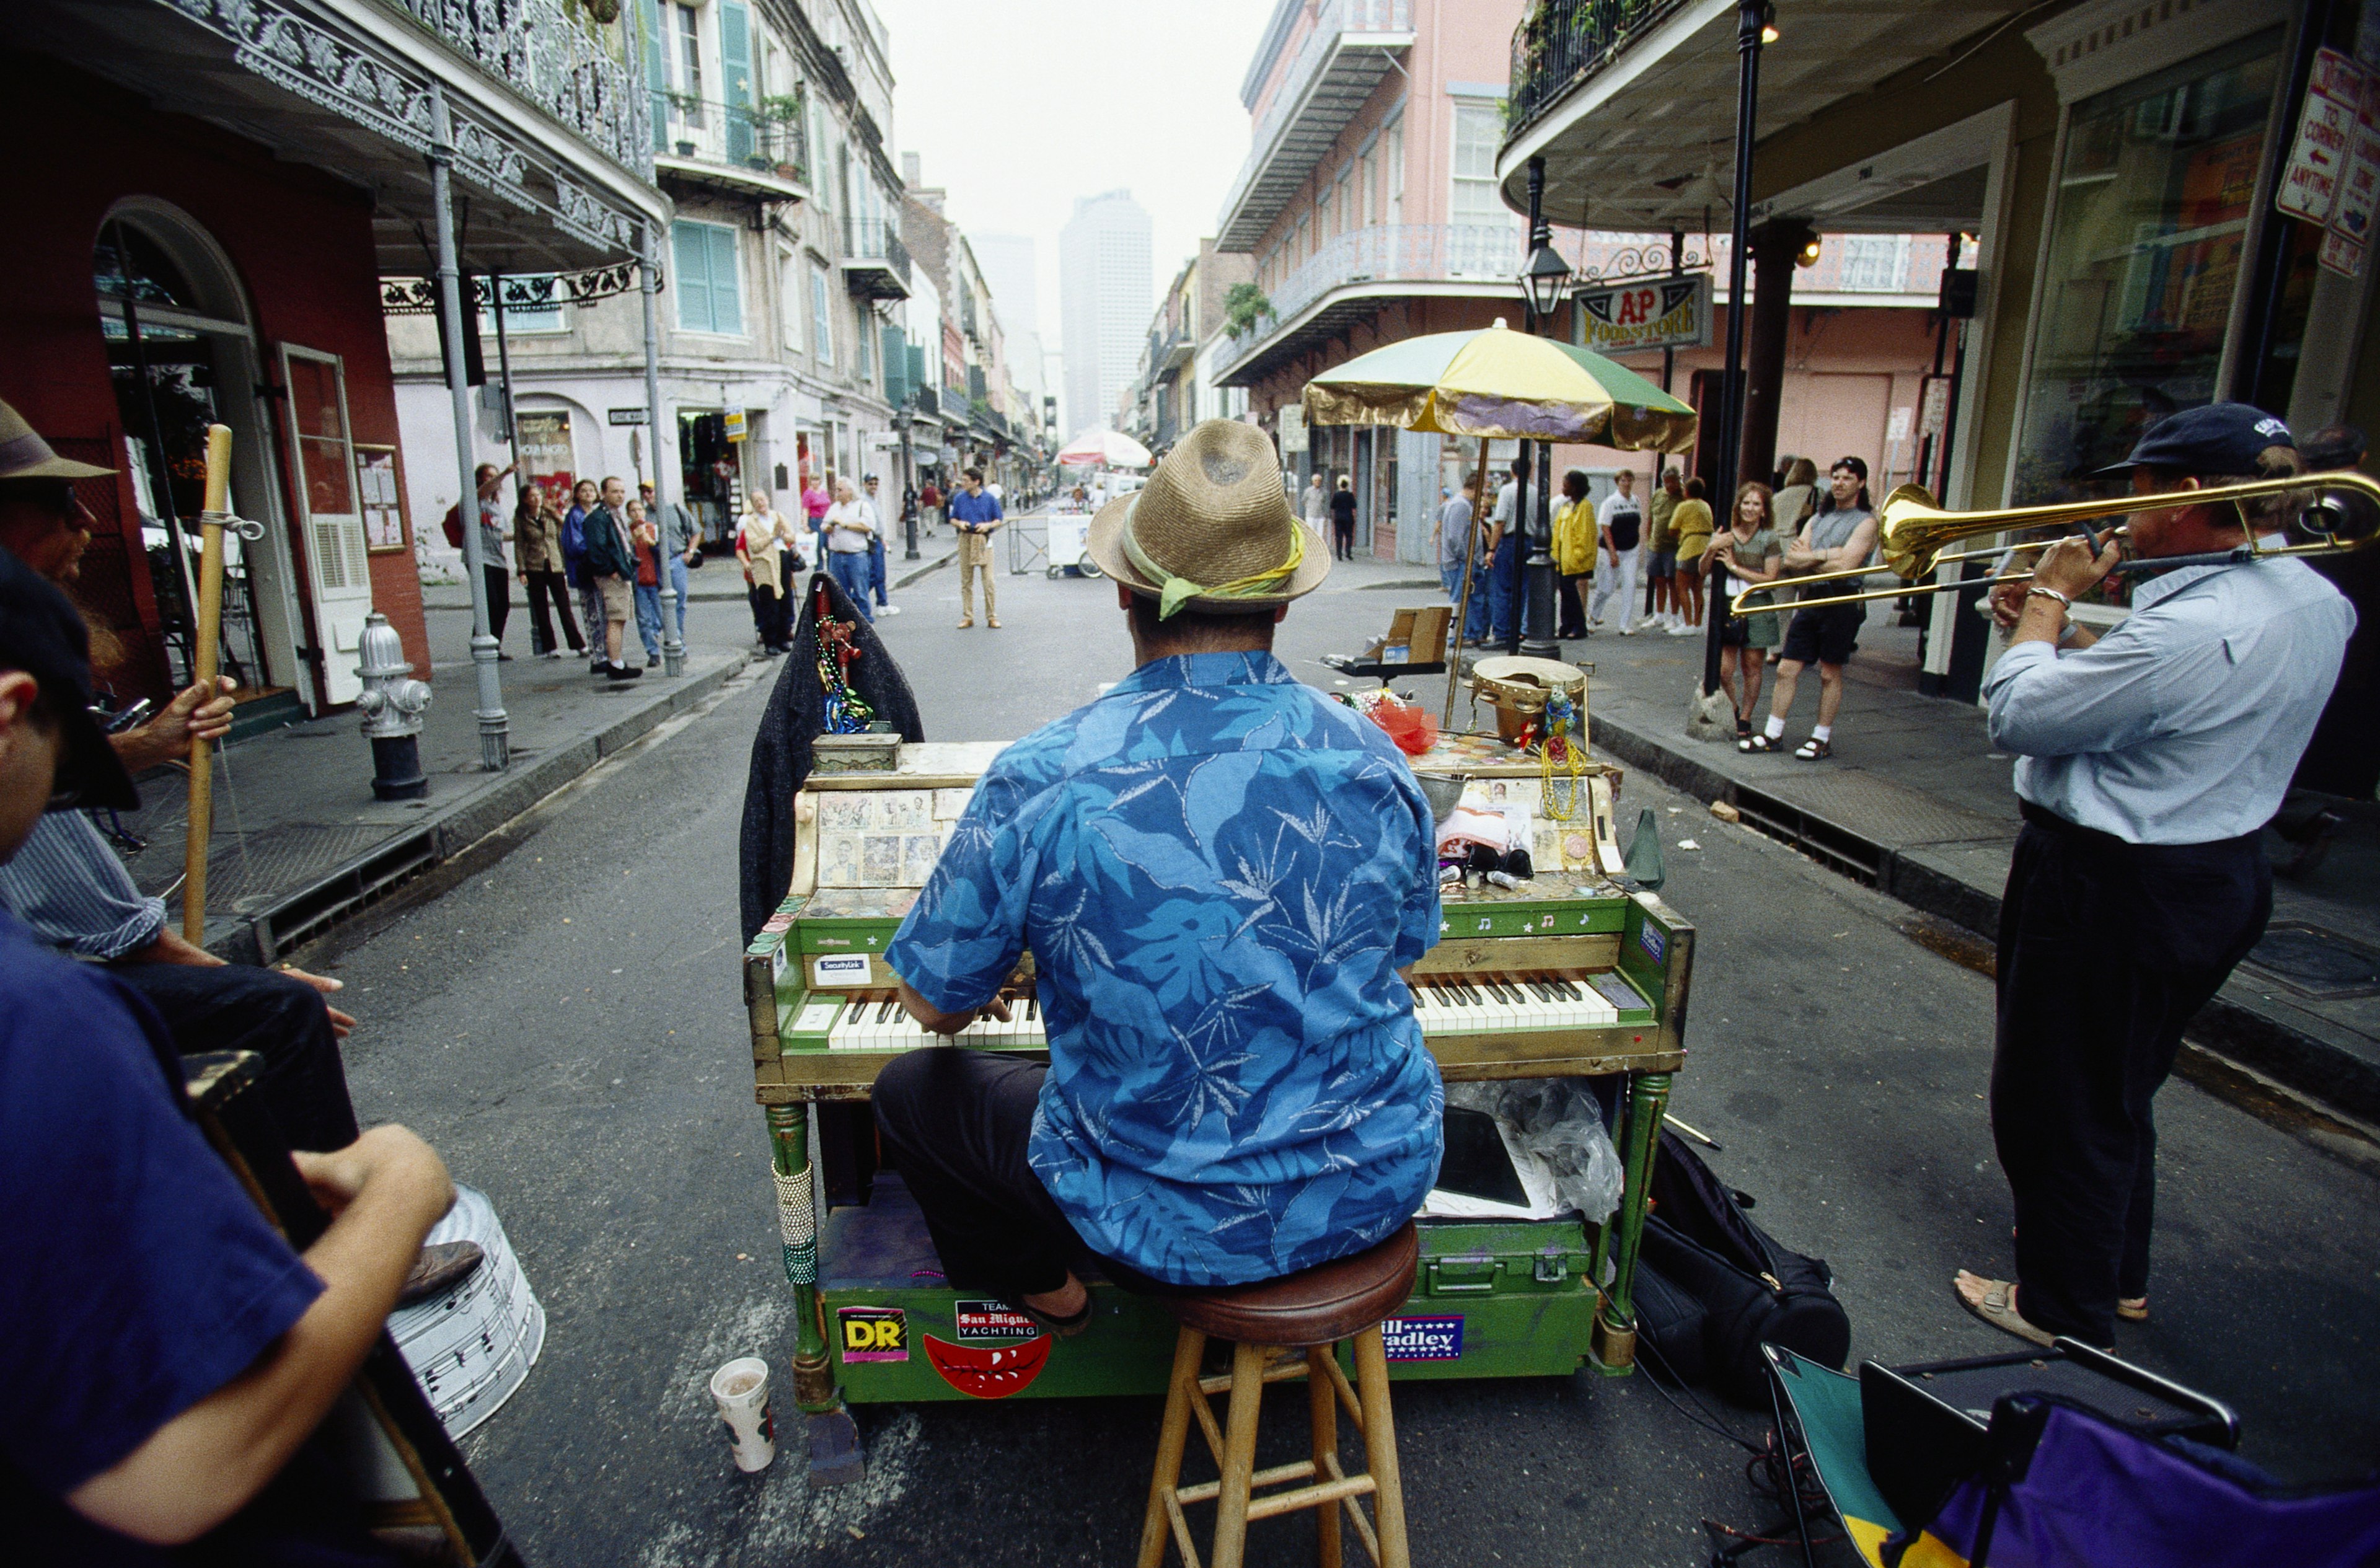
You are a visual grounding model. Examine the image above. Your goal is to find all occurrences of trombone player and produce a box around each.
[1955,404,2355,1350]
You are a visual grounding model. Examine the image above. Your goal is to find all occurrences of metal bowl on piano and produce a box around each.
[740,739,1691,1422]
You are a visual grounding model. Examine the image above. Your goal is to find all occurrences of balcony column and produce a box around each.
[1737,219,1812,499]
[428,83,509,772]
[1701,0,1770,703]
[641,219,685,677]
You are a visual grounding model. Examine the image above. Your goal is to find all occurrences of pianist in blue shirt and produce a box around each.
[1954,403,2355,1353]
[876,419,1445,1331]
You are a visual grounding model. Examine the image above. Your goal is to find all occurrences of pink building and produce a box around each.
[1214,0,1957,562]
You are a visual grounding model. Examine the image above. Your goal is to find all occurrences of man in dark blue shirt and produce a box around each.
[0,548,456,1557]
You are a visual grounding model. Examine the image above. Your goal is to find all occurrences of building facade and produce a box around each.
[390,0,908,560]
[7,0,659,723]
[1499,0,2380,710]
[1060,190,1155,437]
[1126,241,1256,456]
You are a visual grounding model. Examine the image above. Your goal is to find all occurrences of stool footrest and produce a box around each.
[1245,1474,1378,1524]
[1175,1458,1318,1505]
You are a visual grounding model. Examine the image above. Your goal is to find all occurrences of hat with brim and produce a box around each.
[1087,418,1330,617]
[0,398,114,482]
[0,550,139,812]
[2089,402,2295,479]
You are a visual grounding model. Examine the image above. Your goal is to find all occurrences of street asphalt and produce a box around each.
[304,547,2380,1566]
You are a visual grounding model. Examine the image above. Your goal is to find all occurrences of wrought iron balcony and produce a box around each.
[1216,0,1413,251]
[383,0,654,179]
[1214,222,1524,385]
[654,92,808,200]
[1506,0,1694,145]
[840,217,911,300]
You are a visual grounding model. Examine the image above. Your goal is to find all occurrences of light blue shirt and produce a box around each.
[886,651,1445,1287]
[1983,552,2354,844]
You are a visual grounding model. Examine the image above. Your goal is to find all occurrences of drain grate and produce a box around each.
[2239,922,2380,1000]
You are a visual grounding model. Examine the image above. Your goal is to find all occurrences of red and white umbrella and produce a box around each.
[1056,428,1152,469]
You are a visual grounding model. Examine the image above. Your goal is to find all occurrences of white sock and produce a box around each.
[1812,724,1833,742]
[1765,715,1786,741]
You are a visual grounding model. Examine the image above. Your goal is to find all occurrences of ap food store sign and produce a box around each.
[1575,275,1711,355]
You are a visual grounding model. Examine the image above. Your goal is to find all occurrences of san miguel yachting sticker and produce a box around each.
[927,1300,1051,1399]
[837,1306,908,1363]
[923,1334,1050,1399]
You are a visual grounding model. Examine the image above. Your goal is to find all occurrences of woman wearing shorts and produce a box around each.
[1707,483,1786,747]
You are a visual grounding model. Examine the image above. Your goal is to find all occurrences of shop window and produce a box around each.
[672,220,744,335]
[2012,30,2283,504]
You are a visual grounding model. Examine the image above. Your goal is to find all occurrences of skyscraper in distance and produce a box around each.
[1059,190,1152,434]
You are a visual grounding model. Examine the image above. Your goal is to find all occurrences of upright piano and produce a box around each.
[743,741,1690,1414]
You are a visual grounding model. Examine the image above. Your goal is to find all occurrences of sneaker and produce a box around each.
[646,653,660,667]
[1669,620,1700,636]
[880,604,900,616]
[606,661,643,681]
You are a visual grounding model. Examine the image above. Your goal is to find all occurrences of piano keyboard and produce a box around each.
[795,989,1048,1052]
[781,971,1655,1056]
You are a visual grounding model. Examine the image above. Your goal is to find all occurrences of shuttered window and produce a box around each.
[672,220,743,335]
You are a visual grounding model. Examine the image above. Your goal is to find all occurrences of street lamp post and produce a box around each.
[1517,156,1569,660]
[1702,0,1770,703]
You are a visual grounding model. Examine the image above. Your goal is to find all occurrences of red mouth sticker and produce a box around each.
[923,1332,1051,1399]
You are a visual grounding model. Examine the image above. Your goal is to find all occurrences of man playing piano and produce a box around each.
[875,418,1447,1332]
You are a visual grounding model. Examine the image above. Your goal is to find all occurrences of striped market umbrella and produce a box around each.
[1056,428,1153,468]
[1302,317,1696,449]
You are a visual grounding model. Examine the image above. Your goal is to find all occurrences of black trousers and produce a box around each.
[482,563,513,648]
[1992,806,2270,1346]
[872,1049,1095,1299]
[111,960,361,1153]
[1333,518,1355,559]
[524,568,584,653]
[1556,571,1589,638]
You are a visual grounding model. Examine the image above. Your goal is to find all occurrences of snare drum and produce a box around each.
[1471,654,1589,744]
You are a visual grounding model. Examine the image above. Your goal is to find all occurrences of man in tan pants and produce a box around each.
[949,465,1003,628]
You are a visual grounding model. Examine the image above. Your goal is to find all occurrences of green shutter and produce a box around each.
[640,0,668,152]
[708,225,743,335]
[881,325,907,403]
[720,0,755,166]
[672,222,712,332]
[906,343,927,406]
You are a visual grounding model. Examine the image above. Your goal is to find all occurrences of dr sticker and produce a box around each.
[837,1306,908,1363]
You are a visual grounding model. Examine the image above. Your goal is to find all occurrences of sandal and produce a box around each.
[2118,1296,2149,1323]
[1741,733,1784,754]
[1793,738,1833,760]
[1734,716,1752,744]
[1007,1289,1095,1339]
[1954,1270,2055,1348]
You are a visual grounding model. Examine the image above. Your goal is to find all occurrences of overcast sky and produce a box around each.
[881,0,1278,358]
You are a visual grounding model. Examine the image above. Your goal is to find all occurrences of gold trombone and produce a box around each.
[1729,473,2380,617]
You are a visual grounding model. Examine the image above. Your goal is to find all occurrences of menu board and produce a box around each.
[356,444,408,553]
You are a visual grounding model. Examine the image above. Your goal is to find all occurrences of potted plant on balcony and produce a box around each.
[759,94,807,182]
[665,90,702,156]
[1223,282,1272,341]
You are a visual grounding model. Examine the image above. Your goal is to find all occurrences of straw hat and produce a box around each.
[0,398,113,482]
[1087,418,1329,616]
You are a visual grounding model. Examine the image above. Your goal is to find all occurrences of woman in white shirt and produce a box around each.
[821,478,877,623]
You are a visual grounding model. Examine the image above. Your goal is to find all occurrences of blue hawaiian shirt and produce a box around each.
[886,651,1445,1287]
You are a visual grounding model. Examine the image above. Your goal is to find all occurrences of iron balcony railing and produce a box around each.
[386,0,654,178]
[1506,0,1694,144]
[1217,222,1525,374]
[1219,0,1412,236]
[841,218,912,286]
[657,93,807,182]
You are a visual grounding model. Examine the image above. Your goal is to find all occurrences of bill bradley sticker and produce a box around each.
[954,1300,1041,1344]
[1382,1315,1465,1362]
[837,1306,908,1363]
[1638,923,1666,964]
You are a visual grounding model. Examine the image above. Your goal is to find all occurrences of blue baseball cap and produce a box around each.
[2094,402,2294,478]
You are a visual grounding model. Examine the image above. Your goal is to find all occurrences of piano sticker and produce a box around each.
[813,953,872,987]
[1638,923,1666,964]
[1381,1315,1466,1362]
[924,1333,1051,1399]
[953,1300,1042,1344]
[837,1306,908,1363]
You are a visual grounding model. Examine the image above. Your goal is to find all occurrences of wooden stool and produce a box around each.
[1137,1223,1418,1568]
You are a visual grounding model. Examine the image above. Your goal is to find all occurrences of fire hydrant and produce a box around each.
[355,610,431,800]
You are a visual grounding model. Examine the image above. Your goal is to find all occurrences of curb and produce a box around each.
[894,549,956,589]
[205,652,752,965]
[1590,703,2380,1128]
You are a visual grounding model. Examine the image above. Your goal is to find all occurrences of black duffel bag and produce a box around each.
[1636,1132,1851,1404]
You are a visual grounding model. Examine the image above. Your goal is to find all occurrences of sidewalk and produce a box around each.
[1515,606,2380,1128]
[107,606,755,966]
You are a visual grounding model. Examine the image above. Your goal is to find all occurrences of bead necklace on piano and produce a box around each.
[1538,688,1584,824]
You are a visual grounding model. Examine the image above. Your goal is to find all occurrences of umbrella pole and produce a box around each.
[1441,441,1497,731]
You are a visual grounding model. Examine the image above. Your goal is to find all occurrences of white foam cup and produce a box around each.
[709,1356,776,1473]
